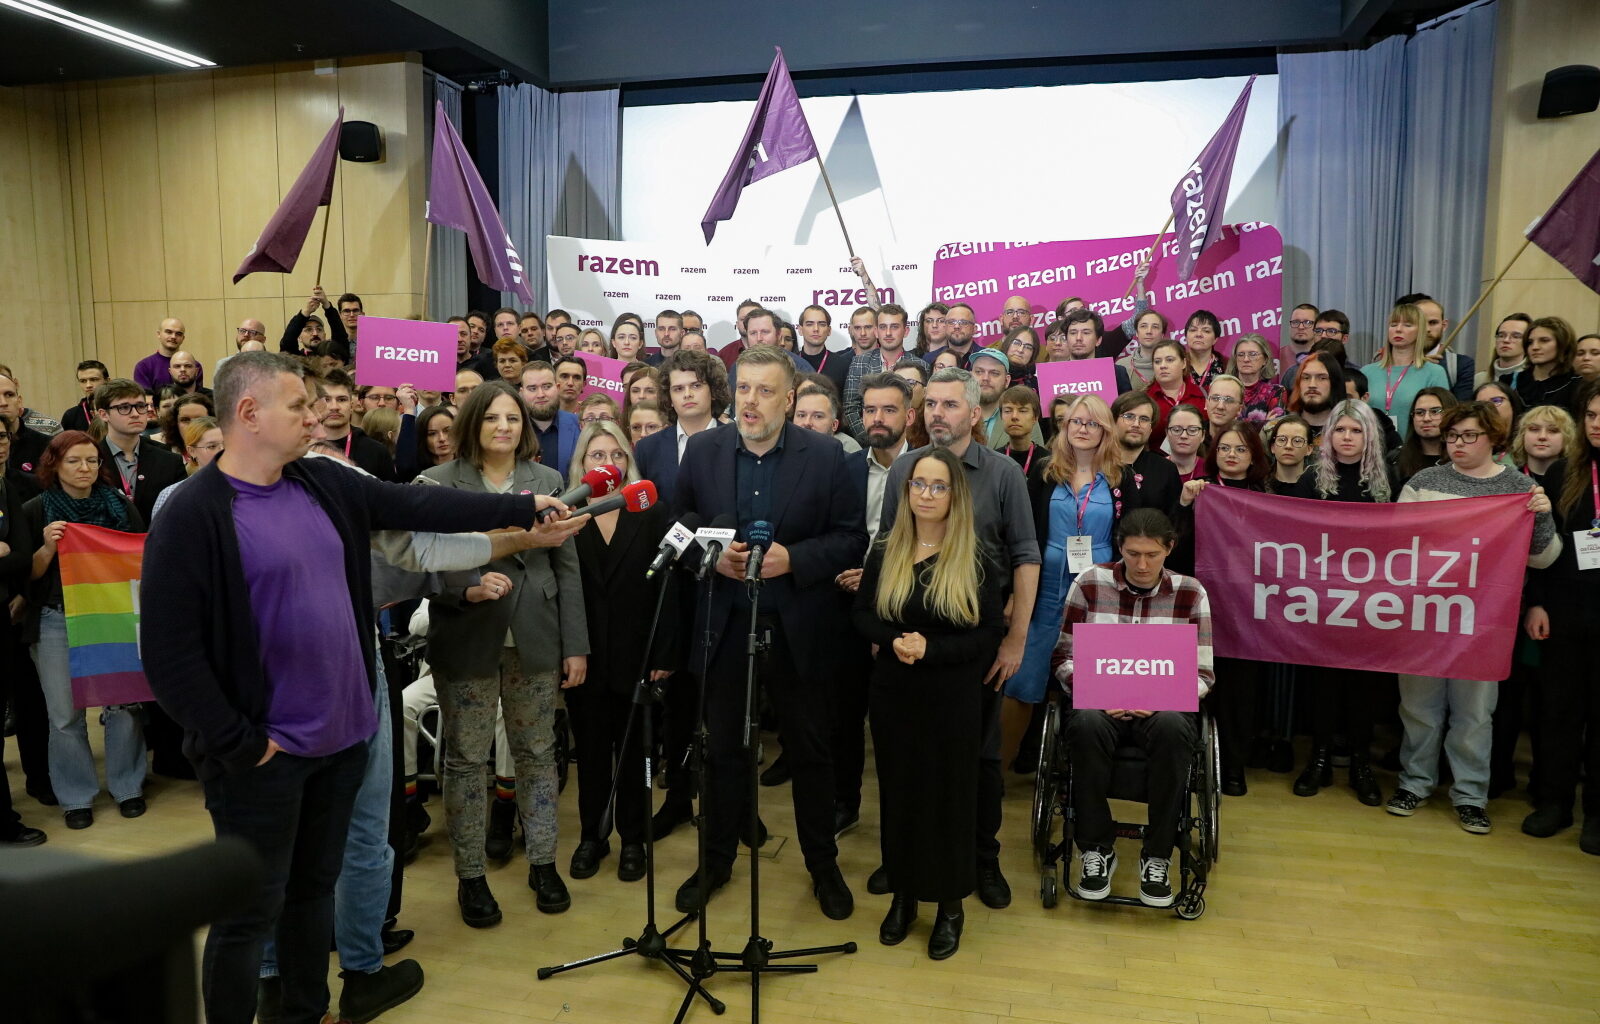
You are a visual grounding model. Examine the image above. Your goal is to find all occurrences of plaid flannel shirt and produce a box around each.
[1050,561,1215,700]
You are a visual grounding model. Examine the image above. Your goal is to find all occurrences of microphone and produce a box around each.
[646,512,703,580]
[538,464,623,520]
[743,520,775,585]
[581,480,657,518]
[695,514,738,579]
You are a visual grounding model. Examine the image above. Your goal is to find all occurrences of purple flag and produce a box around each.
[700,47,819,243]
[233,109,343,283]
[1526,146,1600,294]
[427,101,535,305]
[1169,77,1256,281]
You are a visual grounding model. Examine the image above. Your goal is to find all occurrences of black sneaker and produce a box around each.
[1455,805,1491,834]
[833,804,860,840]
[457,876,501,928]
[976,859,1011,909]
[529,862,572,913]
[1138,856,1175,908]
[675,866,731,913]
[1075,849,1115,900]
[866,864,891,895]
[1386,789,1422,817]
[338,960,425,1024]
[1521,806,1573,838]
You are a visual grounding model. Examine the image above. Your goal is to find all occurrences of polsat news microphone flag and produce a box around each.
[233,108,343,283]
[700,46,819,243]
[57,524,154,710]
[1169,76,1256,282]
[427,100,536,305]
[1526,144,1600,294]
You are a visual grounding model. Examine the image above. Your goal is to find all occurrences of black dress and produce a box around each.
[853,547,1005,902]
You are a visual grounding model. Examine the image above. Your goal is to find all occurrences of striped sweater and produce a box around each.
[1399,464,1560,569]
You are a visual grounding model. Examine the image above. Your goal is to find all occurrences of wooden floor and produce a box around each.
[8,734,1599,1024]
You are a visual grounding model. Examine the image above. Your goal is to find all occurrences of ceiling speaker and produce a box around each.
[340,121,384,162]
[1537,65,1600,119]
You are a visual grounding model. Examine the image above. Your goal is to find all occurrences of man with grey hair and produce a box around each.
[877,365,1040,910]
[141,350,585,1024]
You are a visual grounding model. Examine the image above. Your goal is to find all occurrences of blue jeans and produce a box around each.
[1397,675,1497,807]
[263,664,393,977]
[32,606,146,811]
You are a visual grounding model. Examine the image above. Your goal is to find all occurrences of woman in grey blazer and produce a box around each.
[415,382,590,927]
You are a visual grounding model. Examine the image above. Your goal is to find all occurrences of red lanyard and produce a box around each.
[1590,461,1599,530]
[342,432,354,458]
[1073,475,1099,532]
[1020,443,1036,476]
[815,351,828,372]
[1383,364,1411,411]
[116,452,137,498]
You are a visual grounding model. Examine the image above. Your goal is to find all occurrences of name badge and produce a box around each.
[1573,530,1600,572]
[1067,535,1095,575]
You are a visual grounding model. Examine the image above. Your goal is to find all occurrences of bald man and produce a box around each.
[169,351,210,397]
[134,317,190,392]
[998,295,1032,337]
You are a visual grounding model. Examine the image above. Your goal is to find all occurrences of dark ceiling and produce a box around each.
[0,0,1468,90]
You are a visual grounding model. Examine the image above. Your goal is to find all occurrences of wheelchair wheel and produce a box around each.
[1198,710,1221,867]
[1175,893,1205,920]
[1040,866,1059,909]
[1031,700,1062,869]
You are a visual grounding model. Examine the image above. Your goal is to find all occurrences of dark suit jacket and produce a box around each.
[674,423,866,679]
[634,426,682,507]
[534,410,582,477]
[98,436,186,526]
[574,501,681,696]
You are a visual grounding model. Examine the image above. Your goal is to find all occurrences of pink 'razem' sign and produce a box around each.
[1036,358,1120,406]
[356,316,457,392]
[571,352,634,404]
[1071,623,1201,713]
[930,223,1285,359]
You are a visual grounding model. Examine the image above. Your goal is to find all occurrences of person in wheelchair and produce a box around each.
[1050,508,1213,908]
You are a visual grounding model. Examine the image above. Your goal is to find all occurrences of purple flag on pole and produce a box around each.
[1526,146,1600,294]
[232,108,343,283]
[1169,76,1256,281]
[426,100,535,305]
[700,47,819,243]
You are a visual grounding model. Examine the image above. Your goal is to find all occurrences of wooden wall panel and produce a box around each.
[154,73,225,301]
[337,56,426,309]
[96,78,166,303]
[214,67,287,302]
[274,62,345,303]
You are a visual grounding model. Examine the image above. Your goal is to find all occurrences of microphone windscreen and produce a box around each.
[744,519,775,546]
[581,464,623,496]
[623,480,658,512]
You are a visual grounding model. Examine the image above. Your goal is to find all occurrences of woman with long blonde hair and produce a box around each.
[1360,303,1449,439]
[855,447,1004,960]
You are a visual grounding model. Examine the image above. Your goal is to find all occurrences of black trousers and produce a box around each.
[704,617,836,874]
[660,669,698,800]
[1310,667,1382,753]
[3,632,49,796]
[1213,657,1262,775]
[201,743,366,1024]
[567,682,647,845]
[976,684,1004,862]
[1535,630,1600,817]
[1067,710,1196,858]
[830,639,872,815]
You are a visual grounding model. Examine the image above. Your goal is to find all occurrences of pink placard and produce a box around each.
[1035,358,1120,405]
[573,352,634,404]
[356,316,457,392]
[1071,623,1200,713]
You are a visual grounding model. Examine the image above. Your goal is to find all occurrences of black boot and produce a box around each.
[878,894,917,946]
[928,899,964,960]
[485,798,516,861]
[1349,755,1383,807]
[457,876,501,928]
[1293,748,1332,797]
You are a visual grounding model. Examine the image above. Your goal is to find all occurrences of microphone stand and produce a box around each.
[536,566,725,1017]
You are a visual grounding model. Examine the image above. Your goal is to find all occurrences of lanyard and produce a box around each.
[1018,443,1036,476]
[1383,364,1411,411]
[815,351,828,373]
[1074,475,1100,532]
[1591,461,1599,531]
[342,432,354,458]
[116,452,137,499]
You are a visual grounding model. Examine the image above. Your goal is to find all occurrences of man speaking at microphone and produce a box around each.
[672,345,867,920]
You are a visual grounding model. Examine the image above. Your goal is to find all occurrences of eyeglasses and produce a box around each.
[1288,319,1315,328]
[188,442,223,452]
[107,402,145,416]
[1207,394,1240,406]
[1002,309,1030,318]
[1414,407,1445,419]
[1215,443,1250,456]
[1167,425,1202,437]
[944,319,974,329]
[1312,327,1345,337]
[585,449,630,465]
[1272,436,1308,448]
[579,413,615,424]
[235,327,265,337]
[1066,418,1104,431]
[909,479,949,497]
[1444,430,1486,444]
[1119,412,1154,426]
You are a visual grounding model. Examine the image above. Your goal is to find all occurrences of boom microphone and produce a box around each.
[581,479,657,518]
[742,520,774,585]
[695,514,737,579]
[647,512,703,580]
[538,464,622,520]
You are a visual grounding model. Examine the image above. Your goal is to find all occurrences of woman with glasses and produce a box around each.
[1474,314,1533,388]
[1264,415,1314,496]
[1388,386,1457,486]
[1361,303,1449,440]
[855,447,1004,960]
[414,382,589,925]
[1183,311,1228,392]
[1146,339,1206,450]
[18,431,146,829]
[1118,310,1169,392]
[1473,381,1525,445]
[1515,316,1582,415]
[1164,405,1208,483]
[627,399,668,444]
[999,327,1040,393]
[1390,402,1558,835]
[180,416,223,473]
[1226,334,1285,424]
[566,420,677,882]
[912,303,950,358]
[1296,402,1396,806]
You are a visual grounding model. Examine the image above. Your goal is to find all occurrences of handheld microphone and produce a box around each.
[581,479,657,518]
[695,514,738,579]
[537,464,622,521]
[647,512,703,579]
[743,520,775,585]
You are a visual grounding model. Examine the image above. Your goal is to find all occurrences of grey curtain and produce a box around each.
[424,73,467,321]
[1277,1,1496,361]
[497,83,621,311]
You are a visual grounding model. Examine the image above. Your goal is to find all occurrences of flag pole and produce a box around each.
[1436,236,1532,356]
[314,158,339,286]
[1125,212,1175,298]
[421,221,434,319]
[813,155,857,261]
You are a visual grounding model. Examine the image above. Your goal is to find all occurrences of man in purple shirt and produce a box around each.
[132,317,188,392]
[142,351,586,1024]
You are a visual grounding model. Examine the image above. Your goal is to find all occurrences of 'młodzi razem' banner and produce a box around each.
[1196,487,1535,681]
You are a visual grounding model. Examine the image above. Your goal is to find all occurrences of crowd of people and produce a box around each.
[1,276,1597,1022]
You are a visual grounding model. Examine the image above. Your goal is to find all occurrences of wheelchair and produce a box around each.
[1030,696,1219,919]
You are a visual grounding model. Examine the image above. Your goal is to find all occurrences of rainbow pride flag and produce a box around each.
[58,523,153,709]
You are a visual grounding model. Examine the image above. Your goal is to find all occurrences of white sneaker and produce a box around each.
[1138,855,1174,907]
[1075,849,1116,900]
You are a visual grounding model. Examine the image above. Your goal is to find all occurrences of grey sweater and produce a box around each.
[1399,464,1561,569]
